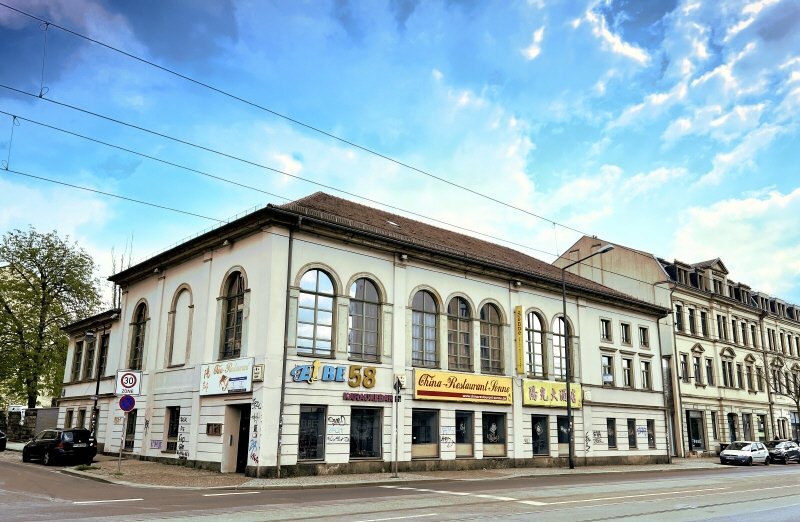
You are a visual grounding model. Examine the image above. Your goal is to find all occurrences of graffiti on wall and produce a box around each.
[177,415,190,460]
[249,398,261,465]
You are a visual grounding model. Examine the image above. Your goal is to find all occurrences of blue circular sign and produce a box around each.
[119,394,136,412]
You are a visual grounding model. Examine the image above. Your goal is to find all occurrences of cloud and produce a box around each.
[673,187,800,298]
[582,7,650,65]
[697,124,784,185]
[607,82,688,129]
[662,103,767,143]
[522,26,545,60]
[621,167,687,195]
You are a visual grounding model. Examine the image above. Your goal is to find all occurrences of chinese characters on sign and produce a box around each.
[522,379,583,408]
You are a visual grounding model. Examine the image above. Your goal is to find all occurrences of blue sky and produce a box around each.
[0,0,798,305]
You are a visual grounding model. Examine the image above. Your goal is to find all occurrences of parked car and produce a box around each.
[21,428,96,465]
[0,430,6,451]
[765,440,800,464]
[720,441,770,465]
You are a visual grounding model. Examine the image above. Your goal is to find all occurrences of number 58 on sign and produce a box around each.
[116,370,143,396]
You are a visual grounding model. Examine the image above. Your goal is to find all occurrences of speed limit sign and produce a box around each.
[116,370,143,396]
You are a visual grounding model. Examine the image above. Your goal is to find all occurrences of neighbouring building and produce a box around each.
[558,236,800,457]
[59,193,669,476]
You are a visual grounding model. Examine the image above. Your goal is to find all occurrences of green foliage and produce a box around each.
[0,227,101,407]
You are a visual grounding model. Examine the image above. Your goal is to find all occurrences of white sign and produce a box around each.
[115,370,143,396]
[200,357,254,396]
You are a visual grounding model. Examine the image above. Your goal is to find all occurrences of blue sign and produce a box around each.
[119,394,136,412]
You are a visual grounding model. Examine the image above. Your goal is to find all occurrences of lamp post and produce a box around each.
[84,329,98,435]
[561,244,614,469]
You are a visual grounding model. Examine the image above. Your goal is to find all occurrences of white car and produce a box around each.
[720,441,770,465]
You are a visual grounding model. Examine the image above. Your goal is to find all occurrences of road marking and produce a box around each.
[518,500,547,506]
[203,491,260,497]
[355,514,438,522]
[475,494,519,501]
[546,486,728,505]
[73,498,144,505]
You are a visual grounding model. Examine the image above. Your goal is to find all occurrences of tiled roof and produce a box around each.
[274,192,661,310]
[691,258,721,269]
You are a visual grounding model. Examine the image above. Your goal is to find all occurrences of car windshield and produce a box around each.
[727,442,750,450]
[766,441,786,449]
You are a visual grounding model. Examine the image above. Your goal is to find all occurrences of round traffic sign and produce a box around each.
[119,394,136,412]
[120,372,138,389]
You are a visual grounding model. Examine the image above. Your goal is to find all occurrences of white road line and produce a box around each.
[203,491,260,497]
[546,486,728,505]
[73,498,144,505]
[474,494,519,501]
[518,500,547,506]
[432,490,471,496]
[355,514,438,522]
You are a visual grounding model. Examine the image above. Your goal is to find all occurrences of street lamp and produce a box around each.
[561,244,614,469]
[84,329,98,435]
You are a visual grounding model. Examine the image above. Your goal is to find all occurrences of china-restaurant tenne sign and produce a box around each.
[522,378,582,408]
[414,369,513,405]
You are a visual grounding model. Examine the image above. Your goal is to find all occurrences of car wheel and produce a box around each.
[747,457,753,466]
[43,451,54,466]
[22,450,30,463]
[764,456,770,466]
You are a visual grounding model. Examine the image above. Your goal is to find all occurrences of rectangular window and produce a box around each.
[639,327,649,348]
[166,406,180,452]
[680,354,689,383]
[620,323,631,345]
[751,325,758,348]
[607,418,617,449]
[693,356,702,383]
[641,360,652,390]
[71,341,84,382]
[742,323,749,346]
[711,413,718,440]
[746,365,754,390]
[455,410,474,458]
[780,332,786,353]
[83,340,95,381]
[757,369,765,392]
[627,418,637,449]
[531,415,549,455]
[298,405,326,461]
[350,408,382,459]
[701,311,708,336]
[647,419,656,448]
[600,319,611,341]
[705,358,715,386]
[77,409,86,429]
[601,355,614,386]
[622,358,633,388]
[717,315,727,340]
[124,409,137,451]
[722,361,734,387]
[688,309,696,334]
[732,320,739,344]
[98,334,110,377]
[482,412,507,457]
[736,363,744,389]
[64,409,74,428]
[675,305,684,332]
[412,409,439,458]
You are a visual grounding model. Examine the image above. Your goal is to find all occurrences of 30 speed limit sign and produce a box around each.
[116,370,143,396]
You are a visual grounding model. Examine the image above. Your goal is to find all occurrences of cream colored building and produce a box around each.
[58,193,669,476]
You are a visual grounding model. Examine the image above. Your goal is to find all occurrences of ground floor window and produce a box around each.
[350,408,382,459]
[757,414,767,441]
[557,416,570,456]
[482,412,507,457]
[607,418,617,448]
[77,409,86,429]
[627,418,637,449]
[742,413,754,441]
[778,418,789,439]
[124,409,137,451]
[687,410,705,450]
[647,419,656,448]
[727,413,738,442]
[166,406,180,453]
[455,410,474,458]
[64,409,73,429]
[532,415,549,455]
[412,409,439,458]
[711,413,718,440]
[298,405,326,461]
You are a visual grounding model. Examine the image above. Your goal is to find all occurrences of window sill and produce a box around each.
[348,357,381,364]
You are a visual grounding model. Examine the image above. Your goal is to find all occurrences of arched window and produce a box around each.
[480,303,503,373]
[447,297,472,371]
[221,272,245,359]
[525,311,545,377]
[129,303,147,370]
[349,278,380,361]
[412,290,437,367]
[169,288,192,366]
[298,269,335,357]
[553,316,569,380]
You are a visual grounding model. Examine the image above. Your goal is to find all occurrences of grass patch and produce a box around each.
[74,464,100,471]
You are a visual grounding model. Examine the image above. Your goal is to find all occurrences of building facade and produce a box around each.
[59,193,669,476]
[559,236,800,458]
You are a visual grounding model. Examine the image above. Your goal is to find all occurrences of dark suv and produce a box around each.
[22,428,97,465]
[766,440,800,464]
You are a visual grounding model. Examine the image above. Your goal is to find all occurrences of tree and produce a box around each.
[763,356,800,440]
[0,228,100,408]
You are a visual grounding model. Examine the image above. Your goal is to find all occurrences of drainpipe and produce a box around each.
[655,281,684,458]
[275,217,300,479]
[758,311,776,439]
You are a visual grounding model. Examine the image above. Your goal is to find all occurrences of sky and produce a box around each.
[0,0,798,306]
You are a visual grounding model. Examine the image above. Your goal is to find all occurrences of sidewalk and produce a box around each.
[3,441,726,490]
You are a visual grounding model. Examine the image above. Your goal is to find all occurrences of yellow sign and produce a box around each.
[414,370,513,405]
[522,379,582,408]
[514,306,524,374]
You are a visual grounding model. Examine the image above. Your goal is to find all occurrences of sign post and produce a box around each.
[118,395,136,473]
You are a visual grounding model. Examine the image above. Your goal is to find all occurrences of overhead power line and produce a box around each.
[0,0,590,238]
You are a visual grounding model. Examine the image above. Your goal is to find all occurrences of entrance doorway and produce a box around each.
[236,404,251,473]
[686,410,705,451]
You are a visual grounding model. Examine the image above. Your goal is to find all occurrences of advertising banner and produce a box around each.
[200,357,254,396]
[514,306,524,374]
[414,369,513,405]
[522,378,582,408]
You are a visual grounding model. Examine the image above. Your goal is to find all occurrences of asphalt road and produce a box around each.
[2,454,800,521]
